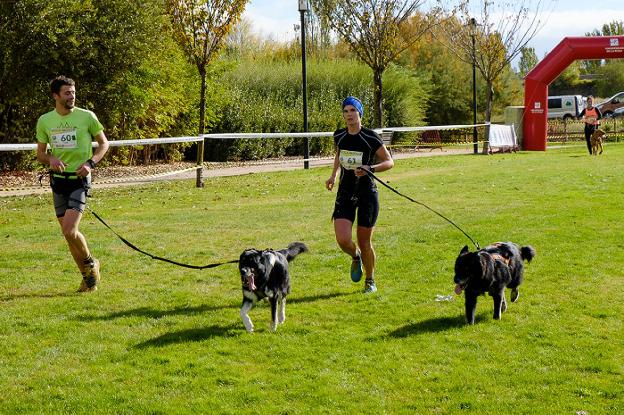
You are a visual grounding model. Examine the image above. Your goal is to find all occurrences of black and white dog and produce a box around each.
[454,242,536,324]
[238,242,308,332]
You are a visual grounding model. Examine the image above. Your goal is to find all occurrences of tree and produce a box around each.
[166,0,248,186]
[587,20,624,37]
[440,0,553,152]
[548,61,593,96]
[0,0,197,169]
[311,0,437,128]
[518,46,538,77]
[403,24,472,125]
[595,61,624,98]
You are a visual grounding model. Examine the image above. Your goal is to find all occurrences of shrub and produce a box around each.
[207,58,430,161]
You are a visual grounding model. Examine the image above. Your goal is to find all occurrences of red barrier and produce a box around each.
[523,36,624,151]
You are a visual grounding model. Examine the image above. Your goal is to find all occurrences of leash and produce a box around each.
[42,173,238,269]
[361,168,481,250]
[90,209,240,269]
[45,171,239,269]
[86,207,239,269]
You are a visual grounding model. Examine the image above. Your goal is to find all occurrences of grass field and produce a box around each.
[1,144,623,414]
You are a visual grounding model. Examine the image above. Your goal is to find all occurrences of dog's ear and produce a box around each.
[459,245,469,255]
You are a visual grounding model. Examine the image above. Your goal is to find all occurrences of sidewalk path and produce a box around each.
[1,147,472,197]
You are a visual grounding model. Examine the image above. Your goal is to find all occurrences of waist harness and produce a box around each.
[49,171,90,196]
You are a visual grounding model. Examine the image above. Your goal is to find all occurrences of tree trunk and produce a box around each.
[373,69,384,128]
[196,69,206,188]
[482,80,494,154]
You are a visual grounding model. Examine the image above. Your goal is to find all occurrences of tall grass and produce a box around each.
[208,58,429,161]
[1,145,622,414]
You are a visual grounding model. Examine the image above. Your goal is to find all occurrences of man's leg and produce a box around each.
[57,209,90,273]
[58,209,100,291]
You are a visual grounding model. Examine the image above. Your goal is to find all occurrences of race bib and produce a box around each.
[339,150,364,170]
[50,128,78,149]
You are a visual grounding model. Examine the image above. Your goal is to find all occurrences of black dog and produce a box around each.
[238,242,308,332]
[454,242,535,324]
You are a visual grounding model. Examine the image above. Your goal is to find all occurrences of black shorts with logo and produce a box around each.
[332,189,379,228]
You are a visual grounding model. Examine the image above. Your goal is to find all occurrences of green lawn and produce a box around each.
[1,145,622,414]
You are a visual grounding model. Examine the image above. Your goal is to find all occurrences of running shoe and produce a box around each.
[78,258,100,292]
[364,279,377,294]
[350,251,363,282]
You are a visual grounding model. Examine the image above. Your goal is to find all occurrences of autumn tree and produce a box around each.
[311,0,438,127]
[440,0,553,152]
[166,0,248,186]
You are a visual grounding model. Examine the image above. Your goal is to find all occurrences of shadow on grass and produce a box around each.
[78,291,352,321]
[79,303,239,321]
[0,290,79,302]
[386,314,488,337]
[134,323,240,349]
[288,291,355,304]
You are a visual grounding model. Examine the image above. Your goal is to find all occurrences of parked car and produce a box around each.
[612,106,624,118]
[547,95,584,120]
[596,92,624,118]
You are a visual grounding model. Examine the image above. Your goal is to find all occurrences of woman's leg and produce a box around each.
[584,126,593,155]
[356,225,375,280]
[334,218,358,257]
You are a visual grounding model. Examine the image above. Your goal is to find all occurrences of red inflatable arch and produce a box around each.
[523,36,624,151]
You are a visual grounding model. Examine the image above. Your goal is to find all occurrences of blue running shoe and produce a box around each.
[364,279,377,294]
[350,251,363,282]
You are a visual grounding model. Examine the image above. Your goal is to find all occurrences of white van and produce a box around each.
[547,95,585,119]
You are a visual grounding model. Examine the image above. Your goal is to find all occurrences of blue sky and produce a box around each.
[243,0,624,65]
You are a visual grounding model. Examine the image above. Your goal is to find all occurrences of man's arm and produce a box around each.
[76,131,109,177]
[37,142,65,172]
[91,131,109,164]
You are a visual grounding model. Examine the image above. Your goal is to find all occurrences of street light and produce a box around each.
[469,17,478,154]
[298,0,310,169]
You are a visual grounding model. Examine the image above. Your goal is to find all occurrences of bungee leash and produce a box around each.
[45,170,236,269]
[86,207,239,269]
[361,168,481,250]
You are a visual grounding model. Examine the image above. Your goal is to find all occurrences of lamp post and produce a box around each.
[469,17,478,154]
[299,0,310,169]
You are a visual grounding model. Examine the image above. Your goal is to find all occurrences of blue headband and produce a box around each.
[342,96,364,118]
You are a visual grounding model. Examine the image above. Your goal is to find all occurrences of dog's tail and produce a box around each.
[520,245,536,263]
[281,242,309,262]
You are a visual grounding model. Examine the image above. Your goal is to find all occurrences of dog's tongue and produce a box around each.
[454,284,463,295]
[247,275,256,291]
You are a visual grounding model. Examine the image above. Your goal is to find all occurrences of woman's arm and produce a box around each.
[325,147,341,191]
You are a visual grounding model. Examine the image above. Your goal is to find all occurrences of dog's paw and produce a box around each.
[241,316,254,333]
[269,322,278,332]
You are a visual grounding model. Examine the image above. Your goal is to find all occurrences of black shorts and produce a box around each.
[50,173,91,217]
[332,190,379,228]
